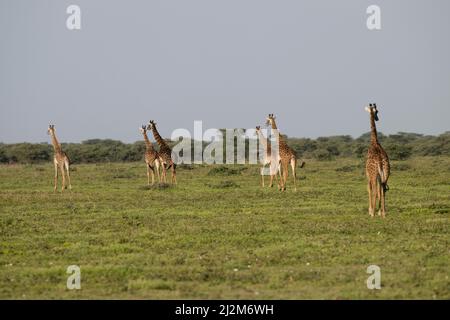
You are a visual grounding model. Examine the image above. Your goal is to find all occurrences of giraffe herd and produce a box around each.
[47,104,391,218]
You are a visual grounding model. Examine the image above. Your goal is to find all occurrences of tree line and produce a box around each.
[0,132,449,164]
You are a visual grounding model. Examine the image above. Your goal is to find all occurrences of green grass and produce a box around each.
[0,157,449,299]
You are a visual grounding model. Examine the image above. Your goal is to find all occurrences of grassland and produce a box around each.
[0,157,449,299]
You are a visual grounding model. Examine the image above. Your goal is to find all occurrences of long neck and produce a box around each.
[370,114,378,143]
[270,120,283,144]
[50,133,62,153]
[257,130,268,148]
[257,130,270,154]
[151,124,168,148]
[142,132,154,151]
[270,120,278,130]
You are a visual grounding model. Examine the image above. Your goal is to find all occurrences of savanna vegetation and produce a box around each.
[0,156,449,299]
[1,131,449,164]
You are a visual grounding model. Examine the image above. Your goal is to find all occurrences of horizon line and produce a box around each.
[2,130,449,145]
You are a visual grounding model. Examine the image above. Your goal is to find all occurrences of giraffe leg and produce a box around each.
[376,177,382,216]
[59,165,66,192]
[370,180,377,217]
[268,167,273,188]
[149,164,156,185]
[270,173,276,188]
[261,166,265,187]
[65,159,72,190]
[53,161,58,192]
[165,164,169,184]
[269,173,276,188]
[162,164,167,183]
[268,161,277,188]
[278,162,284,191]
[171,163,177,185]
[380,185,386,218]
[377,187,382,216]
[290,158,297,191]
[155,159,161,183]
[277,161,282,189]
[281,160,289,191]
[367,181,373,217]
[276,164,282,191]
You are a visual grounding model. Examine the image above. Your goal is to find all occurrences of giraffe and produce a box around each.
[148,120,177,184]
[140,125,161,185]
[255,126,281,188]
[266,114,305,191]
[365,103,390,218]
[47,124,71,192]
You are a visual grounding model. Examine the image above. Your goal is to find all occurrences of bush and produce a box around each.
[208,166,246,176]
[3,143,51,164]
[313,149,334,161]
[0,146,9,163]
[385,144,413,160]
[0,131,448,164]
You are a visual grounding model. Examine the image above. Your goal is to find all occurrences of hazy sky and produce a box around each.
[1,0,449,143]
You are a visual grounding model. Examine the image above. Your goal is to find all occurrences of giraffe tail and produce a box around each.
[377,166,389,192]
[293,155,305,169]
[294,157,306,169]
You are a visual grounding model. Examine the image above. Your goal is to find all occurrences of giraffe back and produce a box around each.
[278,138,296,161]
[366,142,390,183]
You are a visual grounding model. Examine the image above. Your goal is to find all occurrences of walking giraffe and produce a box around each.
[266,114,305,191]
[148,120,177,184]
[365,103,390,217]
[47,124,71,192]
[140,125,161,185]
[255,126,281,188]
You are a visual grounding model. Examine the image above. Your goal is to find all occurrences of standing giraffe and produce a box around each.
[365,103,390,217]
[255,126,281,187]
[266,114,305,191]
[148,120,177,184]
[140,125,161,185]
[47,124,71,192]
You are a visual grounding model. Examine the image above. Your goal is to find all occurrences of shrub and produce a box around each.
[0,147,9,163]
[4,143,52,164]
[385,144,413,161]
[207,166,246,176]
[1,131,448,164]
[313,149,334,161]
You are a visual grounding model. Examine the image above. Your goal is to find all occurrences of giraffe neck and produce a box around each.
[370,114,379,144]
[270,120,278,130]
[151,124,168,148]
[50,133,62,154]
[142,132,155,151]
[257,130,271,154]
[270,120,283,145]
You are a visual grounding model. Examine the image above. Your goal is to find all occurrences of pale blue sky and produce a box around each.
[1,0,449,143]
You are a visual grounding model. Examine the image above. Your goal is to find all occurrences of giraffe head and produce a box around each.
[139,125,148,134]
[265,114,276,127]
[255,125,261,133]
[47,124,55,135]
[365,103,379,121]
[148,120,156,130]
